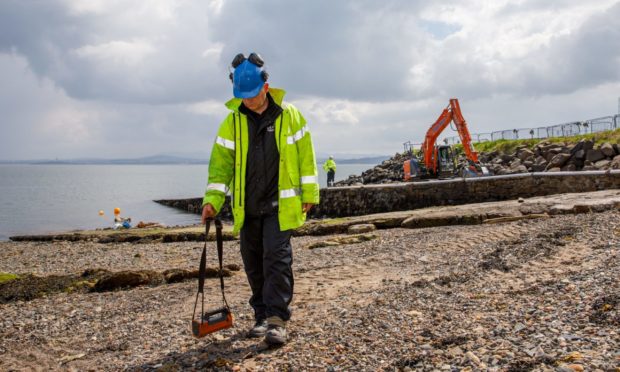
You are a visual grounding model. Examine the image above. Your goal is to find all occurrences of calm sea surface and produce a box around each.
[0,164,373,240]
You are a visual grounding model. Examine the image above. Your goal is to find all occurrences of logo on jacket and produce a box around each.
[267,124,275,132]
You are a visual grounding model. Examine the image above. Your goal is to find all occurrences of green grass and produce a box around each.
[0,273,19,284]
[472,128,620,154]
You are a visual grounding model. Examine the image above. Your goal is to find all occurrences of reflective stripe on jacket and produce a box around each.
[203,87,320,232]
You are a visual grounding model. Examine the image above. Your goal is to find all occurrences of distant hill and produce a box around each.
[316,156,390,165]
[2,154,390,166]
[0,155,209,165]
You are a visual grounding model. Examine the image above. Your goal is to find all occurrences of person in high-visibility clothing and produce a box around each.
[323,155,337,187]
[201,52,319,346]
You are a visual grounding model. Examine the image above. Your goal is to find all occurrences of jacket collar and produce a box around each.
[225,87,286,112]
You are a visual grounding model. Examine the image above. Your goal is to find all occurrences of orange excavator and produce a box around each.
[403,98,489,180]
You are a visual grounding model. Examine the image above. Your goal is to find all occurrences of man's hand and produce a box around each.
[201,203,216,224]
[302,203,315,213]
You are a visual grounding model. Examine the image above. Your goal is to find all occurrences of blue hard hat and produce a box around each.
[233,60,265,98]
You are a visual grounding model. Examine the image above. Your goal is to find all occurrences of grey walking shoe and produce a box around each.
[265,324,287,345]
[248,319,268,338]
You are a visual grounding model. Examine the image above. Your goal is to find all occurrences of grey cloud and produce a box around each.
[421,2,620,101]
[194,0,429,101]
[0,1,229,104]
[498,0,589,16]
[0,53,67,160]
[0,1,81,65]
[0,53,223,160]
[519,2,620,95]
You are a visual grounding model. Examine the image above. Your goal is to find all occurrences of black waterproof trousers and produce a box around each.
[240,213,293,321]
[327,170,335,187]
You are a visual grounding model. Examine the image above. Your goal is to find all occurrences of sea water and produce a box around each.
[0,164,372,240]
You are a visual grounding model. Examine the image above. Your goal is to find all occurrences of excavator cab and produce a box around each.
[435,145,456,178]
[403,145,456,180]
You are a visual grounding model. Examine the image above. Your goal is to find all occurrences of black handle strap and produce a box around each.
[197,219,211,293]
[192,218,229,323]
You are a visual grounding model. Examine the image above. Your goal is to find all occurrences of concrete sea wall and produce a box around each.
[155,170,620,218]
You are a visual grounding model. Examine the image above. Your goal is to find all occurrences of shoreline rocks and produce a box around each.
[335,139,620,186]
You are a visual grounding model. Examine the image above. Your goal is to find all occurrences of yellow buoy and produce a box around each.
[98,210,105,216]
[114,207,121,215]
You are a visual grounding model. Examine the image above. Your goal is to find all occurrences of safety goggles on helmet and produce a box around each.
[229,52,269,99]
[231,52,264,68]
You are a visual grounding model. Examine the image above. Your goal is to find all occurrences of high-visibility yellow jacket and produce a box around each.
[203,88,320,232]
[323,159,336,172]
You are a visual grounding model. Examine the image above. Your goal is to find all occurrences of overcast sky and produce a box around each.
[1,0,619,160]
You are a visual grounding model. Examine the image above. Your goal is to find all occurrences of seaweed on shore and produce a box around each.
[0,266,241,304]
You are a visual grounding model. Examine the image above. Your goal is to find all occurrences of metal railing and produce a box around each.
[402,141,422,154]
[435,114,620,145]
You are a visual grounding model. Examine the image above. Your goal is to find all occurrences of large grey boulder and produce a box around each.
[479,151,499,163]
[548,146,563,155]
[600,142,616,157]
[500,154,514,163]
[534,155,547,165]
[570,140,585,156]
[594,160,611,169]
[546,153,571,170]
[583,140,594,152]
[517,148,535,161]
[539,143,556,153]
[586,149,605,163]
[572,158,585,170]
[574,149,586,160]
[561,164,577,171]
[506,165,527,174]
[545,147,565,161]
[509,158,522,169]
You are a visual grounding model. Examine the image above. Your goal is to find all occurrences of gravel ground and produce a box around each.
[0,211,619,371]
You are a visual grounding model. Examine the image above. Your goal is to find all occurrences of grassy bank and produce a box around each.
[470,128,620,154]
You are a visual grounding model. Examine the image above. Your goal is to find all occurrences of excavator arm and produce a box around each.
[449,98,479,164]
[422,105,453,173]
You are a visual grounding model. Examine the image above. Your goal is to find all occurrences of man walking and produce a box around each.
[201,53,319,346]
[323,155,337,187]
